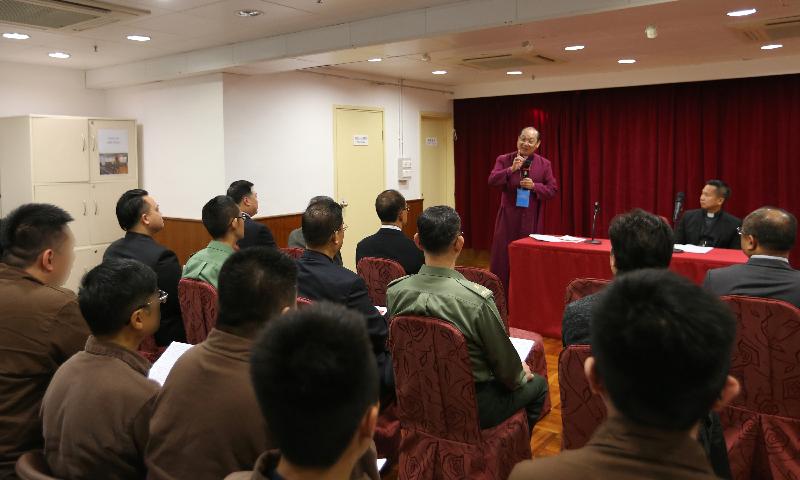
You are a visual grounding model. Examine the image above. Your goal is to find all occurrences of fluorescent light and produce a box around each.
[618,59,636,64]
[367,57,382,62]
[236,9,263,16]
[432,70,447,75]
[48,52,70,59]
[506,70,523,75]
[564,45,585,51]
[126,35,151,42]
[2,32,30,40]
[727,8,757,17]
[760,44,783,50]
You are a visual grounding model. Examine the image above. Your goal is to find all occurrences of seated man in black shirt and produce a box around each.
[674,179,741,249]
[356,190,424,275]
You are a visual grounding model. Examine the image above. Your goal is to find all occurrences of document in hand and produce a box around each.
[509,337,535,362]
[148,341,193,385]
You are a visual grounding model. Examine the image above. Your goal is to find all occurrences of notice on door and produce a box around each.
[425,137,438,147]
[353,134,369,146]
[98,128,130,175]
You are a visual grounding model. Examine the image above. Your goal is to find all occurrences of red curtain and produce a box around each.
[454,74,800,266]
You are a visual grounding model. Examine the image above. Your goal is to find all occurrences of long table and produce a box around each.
[507,238,748,339]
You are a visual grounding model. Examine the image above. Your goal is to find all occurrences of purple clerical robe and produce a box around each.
[488,151,558,290]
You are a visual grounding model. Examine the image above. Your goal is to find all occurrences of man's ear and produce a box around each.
[454,234,465,252]
[359,403,379,440]
[40,249,56,273]
[413,233,422,250]
[129,308,145,332]
[711,375,741,412]
[584,356,606,397]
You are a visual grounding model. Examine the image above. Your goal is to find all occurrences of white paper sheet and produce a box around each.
[377,459,387,471]
[509,337,535,362]
[375,306,387,315]
[530,234,585,243]
[147,341,193,386]
[674,244,713,254]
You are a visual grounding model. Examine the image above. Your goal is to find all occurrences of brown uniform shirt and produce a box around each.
[509,415,719,480]
[146,328,270,480]
[225,446,380,480]
[0,264,89,477]
[41,336,159,479]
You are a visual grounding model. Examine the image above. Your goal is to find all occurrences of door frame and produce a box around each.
[332,105,386,203]
[419,111,455,207]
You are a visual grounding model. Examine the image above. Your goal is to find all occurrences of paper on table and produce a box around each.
[148,341,193,386]
[377,459,387,471]
[530,234,585,243]
[674,244,713,254]
[509,337,535,362]
[375,306,387,315]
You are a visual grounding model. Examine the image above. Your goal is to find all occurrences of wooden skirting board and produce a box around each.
[154,199,423,265]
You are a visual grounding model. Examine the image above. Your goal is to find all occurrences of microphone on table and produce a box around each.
[672,191,685,224]
[583,201,602,245]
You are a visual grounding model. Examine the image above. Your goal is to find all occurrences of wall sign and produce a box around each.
[98,128,130,175]
[425,137,438,147]
[353,135,369,146]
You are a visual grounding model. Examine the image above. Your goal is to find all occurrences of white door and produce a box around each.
[89,119,138,183]
[90,181,137,244]
[34,183,92,247]
[334,107,385,271]
[420,116,455,207]
[31,117,89,183]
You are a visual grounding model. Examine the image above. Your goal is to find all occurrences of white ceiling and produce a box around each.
[1,0,798,87]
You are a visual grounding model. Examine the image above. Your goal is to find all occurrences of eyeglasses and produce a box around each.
[403,206,410,212]
[136,290,168,310]
[518,137,538,145]
[336,223,349,233]
[737,226,746,236]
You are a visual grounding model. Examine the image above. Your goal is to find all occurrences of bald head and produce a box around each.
[742,207,797,255]
[520,127,540,141]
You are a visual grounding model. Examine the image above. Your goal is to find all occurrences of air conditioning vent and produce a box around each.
[0,0,149,31]
[459,53,557,70]
[730,14,800,42]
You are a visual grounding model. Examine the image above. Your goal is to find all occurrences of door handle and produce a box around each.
[91,136,97,152]
[82,135,86,152]
[82,201,87,216]
[340,200,348,207]
[94,201,98,215]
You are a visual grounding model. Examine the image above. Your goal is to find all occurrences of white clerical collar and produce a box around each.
[751,255,790,263]
[380,225,402,231]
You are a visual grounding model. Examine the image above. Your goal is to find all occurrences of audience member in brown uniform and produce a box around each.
[41,259,162,479]
[510,270,741,480]
[146,247,297,480]
[227,303,381,480]
[0,204,89,478]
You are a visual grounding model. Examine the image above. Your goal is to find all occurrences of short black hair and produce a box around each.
[201,195,240,239]
[0,203,73,268]
[216,247,297,329]
[608,209,673,274]
[375,190,406,223]
[417,205,461,255]
[308,195,334,206]
[79,259,157,336]
[301,199,343,248]
[591,269,735,431]
[116,189,149,231]
[227,180,254,205]
[706,179,730,200]
[251,303,378,467]
[742,207,797,252]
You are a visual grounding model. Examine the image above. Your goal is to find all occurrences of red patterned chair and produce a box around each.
[389,315,531,479]
[280,247,304,259]
[558,344,607,450]
[178,278,219,345]
[356,257,406,307]
[564,278,611,306]
[137,335,166,363]
[719,295,800,480]
[296,296,313,308]
[455,266,550,418]
[15,450,58,480]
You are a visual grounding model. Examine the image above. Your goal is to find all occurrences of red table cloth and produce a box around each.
[508,238,748,339]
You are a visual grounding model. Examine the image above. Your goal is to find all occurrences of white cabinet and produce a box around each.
[0,115,139,287]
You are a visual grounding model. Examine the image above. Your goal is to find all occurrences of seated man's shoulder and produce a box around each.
[387,274,414,289]
[454,277,494,303]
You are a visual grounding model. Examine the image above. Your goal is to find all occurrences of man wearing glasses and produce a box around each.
[488,127,558,290]
[182,196,246,289]
[296,198,394,400]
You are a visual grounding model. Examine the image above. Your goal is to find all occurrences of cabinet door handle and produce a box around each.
[82,201,87,216]
[82,135,86,152]
[91,136,97,152]
[94,201,98,215]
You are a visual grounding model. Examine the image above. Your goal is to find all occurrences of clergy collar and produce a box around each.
[380,225,402,231]
[703,209,723,219]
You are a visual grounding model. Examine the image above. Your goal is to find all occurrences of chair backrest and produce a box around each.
[296,296,313,308]
[455,266,508,332]
[178,278,219,344]
[280,247,304,259]
[389,315,482,444]
[356,257,406,307]
[564,278,611,306]
[558,344,607,450]
[15,451,59,480]
[721,295,800,418]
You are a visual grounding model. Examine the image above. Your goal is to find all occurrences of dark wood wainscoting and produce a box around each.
[154,198,423,265]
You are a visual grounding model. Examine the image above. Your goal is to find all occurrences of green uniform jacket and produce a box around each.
[181,240,235,289]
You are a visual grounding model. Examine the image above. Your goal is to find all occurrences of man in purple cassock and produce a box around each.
[488,127,558,290]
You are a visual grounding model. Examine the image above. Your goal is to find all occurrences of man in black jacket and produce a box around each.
[674,179,741,249]
[227,180,277,250]
[295,199,393,399]
[104,189,185,345]
[356,190,424,275]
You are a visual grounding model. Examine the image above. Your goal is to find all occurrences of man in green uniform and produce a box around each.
[182,195,245,289]
[387,205,547,430]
